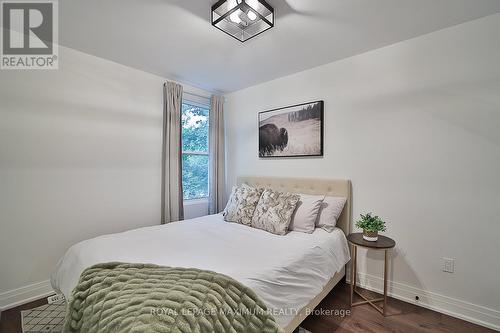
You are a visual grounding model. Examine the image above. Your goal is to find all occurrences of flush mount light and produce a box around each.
[211,0,274,42]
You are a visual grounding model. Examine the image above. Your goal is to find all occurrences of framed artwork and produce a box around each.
[258,100,324,158]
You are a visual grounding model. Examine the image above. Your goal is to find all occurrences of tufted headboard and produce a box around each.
[237,176,352,235]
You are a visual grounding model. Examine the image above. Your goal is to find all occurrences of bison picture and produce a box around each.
[259,124,288,157]
[258,101,324,157]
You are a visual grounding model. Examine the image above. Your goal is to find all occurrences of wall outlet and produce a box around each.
[47,294,65,304]
[442,257,455,273]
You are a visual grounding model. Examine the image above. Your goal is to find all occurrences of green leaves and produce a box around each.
[355,212,387,232]
[181,103,210,200]
[182,154,209,200]
[181,103,209,152]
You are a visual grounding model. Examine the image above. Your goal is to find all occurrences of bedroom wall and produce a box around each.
[225,13,500,330]
[0,46,210,309]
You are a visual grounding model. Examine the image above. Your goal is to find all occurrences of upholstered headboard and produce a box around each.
[237,176,352,235]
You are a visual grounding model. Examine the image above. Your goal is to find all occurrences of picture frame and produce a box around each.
[258,100,324,158]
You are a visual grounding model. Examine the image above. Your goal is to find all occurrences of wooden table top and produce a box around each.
[347,233,395,249]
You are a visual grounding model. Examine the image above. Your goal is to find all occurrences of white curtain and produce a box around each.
[209,95,226,214]
[161,81,184,223]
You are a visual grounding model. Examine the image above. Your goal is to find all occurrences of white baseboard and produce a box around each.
[0,280,54,312]
[346,270,500,331]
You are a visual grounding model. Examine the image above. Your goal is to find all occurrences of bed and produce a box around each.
[51,176,352,332]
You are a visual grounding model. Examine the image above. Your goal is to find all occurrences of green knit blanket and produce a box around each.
[64,262,280,333]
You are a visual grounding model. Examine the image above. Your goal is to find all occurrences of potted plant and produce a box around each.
[355,213,387,241]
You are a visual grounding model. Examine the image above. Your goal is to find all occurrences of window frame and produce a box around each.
[181,98,210,201]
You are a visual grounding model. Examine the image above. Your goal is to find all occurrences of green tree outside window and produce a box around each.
[182,102,209,200]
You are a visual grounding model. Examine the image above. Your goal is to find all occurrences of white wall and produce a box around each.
[184,199,209,220]
[0,46,209,309]
[225,14,500,330]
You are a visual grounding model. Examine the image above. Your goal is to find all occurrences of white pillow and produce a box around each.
[315,196,347,232]
[289,194,325,233]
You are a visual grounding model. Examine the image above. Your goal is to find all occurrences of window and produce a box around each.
[181,101,210,200]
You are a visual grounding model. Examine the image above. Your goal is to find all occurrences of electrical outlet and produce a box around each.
[47,294,65,304]
[442,258,455,273]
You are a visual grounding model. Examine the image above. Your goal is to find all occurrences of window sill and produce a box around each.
[184,198,209,206]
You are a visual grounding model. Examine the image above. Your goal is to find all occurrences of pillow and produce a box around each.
[251,189,300,235]
[223,184,263,226]
[315,196,347,232]
[289,194,325,233]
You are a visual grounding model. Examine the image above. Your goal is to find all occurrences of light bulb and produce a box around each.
[230,11,241,24]
[247,10,257,21]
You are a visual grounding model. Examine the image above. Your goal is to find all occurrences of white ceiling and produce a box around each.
[59,0,500,93]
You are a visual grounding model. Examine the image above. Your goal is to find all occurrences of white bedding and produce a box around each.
[51,213,350,328]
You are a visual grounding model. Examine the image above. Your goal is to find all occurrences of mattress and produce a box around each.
[51,213,350,328]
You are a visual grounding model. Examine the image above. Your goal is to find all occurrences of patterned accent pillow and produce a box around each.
[223,184,263,226]
[251,189,300,235]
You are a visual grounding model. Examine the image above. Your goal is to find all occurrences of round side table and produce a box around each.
[347,233,396,316]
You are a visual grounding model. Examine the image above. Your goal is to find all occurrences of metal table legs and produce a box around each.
[350,244,389,316]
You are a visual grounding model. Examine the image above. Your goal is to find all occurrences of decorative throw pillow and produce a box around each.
[315,196,347,232]
[289,194,325,233]
[251,189,300,235]
[223,184,263,226]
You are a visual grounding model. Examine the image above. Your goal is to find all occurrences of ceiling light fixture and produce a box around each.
[211,0,274,42]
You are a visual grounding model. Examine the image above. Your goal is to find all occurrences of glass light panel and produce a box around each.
[245,0,272,20]
[265,12,273,24]
[214,19,246,41]
[213,1,233,17]
[243,19,271,40]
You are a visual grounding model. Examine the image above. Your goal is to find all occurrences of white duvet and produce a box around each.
[51,214,350,328]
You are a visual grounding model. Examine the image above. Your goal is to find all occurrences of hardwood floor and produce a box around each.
[0,282,495,333]
[0,297,48,333]
[301,283,496,333]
